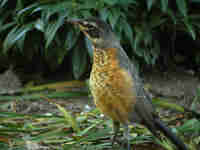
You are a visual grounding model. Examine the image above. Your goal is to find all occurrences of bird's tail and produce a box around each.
[154,118,188,150]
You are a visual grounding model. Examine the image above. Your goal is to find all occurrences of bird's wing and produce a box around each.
[116,45,157,124]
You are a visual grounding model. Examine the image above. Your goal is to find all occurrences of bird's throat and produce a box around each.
[92,46,118,68]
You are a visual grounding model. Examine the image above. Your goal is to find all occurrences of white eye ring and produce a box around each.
[82,21,97,28]
[82,21,89,25]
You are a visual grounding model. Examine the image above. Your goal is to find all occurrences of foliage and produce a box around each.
[1,0,200,78]
[0,96,199,150]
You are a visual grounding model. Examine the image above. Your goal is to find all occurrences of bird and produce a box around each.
[68,18,188,150]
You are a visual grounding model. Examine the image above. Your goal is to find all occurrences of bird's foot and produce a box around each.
[122,125,133,150]
[111,135,122,146]
[112,136,131,150]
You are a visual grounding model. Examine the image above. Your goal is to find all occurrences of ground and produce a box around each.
[0,68,199,150]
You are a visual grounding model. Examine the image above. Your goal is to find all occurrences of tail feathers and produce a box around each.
[154,118,188,150]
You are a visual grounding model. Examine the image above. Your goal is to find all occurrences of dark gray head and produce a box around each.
[68,18,118,48]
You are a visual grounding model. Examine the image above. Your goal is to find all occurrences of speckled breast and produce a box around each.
[89,47,137,124]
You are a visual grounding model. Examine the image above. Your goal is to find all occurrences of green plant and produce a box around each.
[1,0,200,78]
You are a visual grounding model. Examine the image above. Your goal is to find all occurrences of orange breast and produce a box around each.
[90,47,137,124]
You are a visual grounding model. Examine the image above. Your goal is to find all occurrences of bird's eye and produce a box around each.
[83,24,100,38]
[86,24,94,29]
[87,28,100,38]
[79,22,94,29]
[79,22,100,38]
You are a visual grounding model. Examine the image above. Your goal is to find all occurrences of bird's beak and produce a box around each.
[67,18,88,32]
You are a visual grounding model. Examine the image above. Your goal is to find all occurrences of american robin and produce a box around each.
[69,18,188,150]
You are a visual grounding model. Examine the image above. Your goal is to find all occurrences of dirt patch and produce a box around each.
[144,69,200,107]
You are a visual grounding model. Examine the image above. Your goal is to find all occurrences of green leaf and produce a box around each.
[16,32,26,52]
[147,0,156,11]
[0,22,16,33]
[103,0,136,6]
[0,10,12,26]
[122,20,134,48]
[82,10,92,18]
[34,19,45,32]
[177,119,200,133]
[0,0,8,8]
[176,0,187,17]
[72,41,88,79]
[150,15,167,28]
[17,3,39,18]
[143,31,152,47]
[103,0,119,6]
[118,0,137,5]
[30,128,67,142]
[192,22,200,29]
[45,38,67,67]
[33,1,73,14]
[44,15,65,48]
[16,0,24,11]
[108,7,121,28]
[64,29,79,51]
[55,103,80,133]
[3,23,34,52]
[160,0,168,12]
[81,0,97,9]
[99,8,109,21]
[184,18,196,40]
[134,30,143,55]
[77,120,102,136]
[167,9,177,24]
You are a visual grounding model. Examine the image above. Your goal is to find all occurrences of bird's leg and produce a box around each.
[123,124,131,150]
[112,121,120,146]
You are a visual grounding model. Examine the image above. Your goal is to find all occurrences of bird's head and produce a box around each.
[68,18,117,48]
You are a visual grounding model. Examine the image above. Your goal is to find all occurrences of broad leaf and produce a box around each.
[82,10,92,18]
[0,10,12,26]
[122,20,134,48]
[184,18,196,40]
[160,0,168,12]
[34,19,45,32]
[108,7,121,28]
[64,29,80,51]
[150,15,167,28]
[72,41,88,79]
[16,0,24,12]
[3,23,34,52]
[16,32,26,52]
[0,22,16,33]
[118,0,137,5]
[103,0,119,6]
[99,8,109,21]
[167,9,177,24]
[192,21,200,29]
[147,0,156,11]
[44,14,66,48]
[0,0,8,8]
[55,103,80,133]
[33,1,73,14]
[133,28,143,55]
[17,3,39,18]
[176,0,187,17]
[81,0,97,9]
